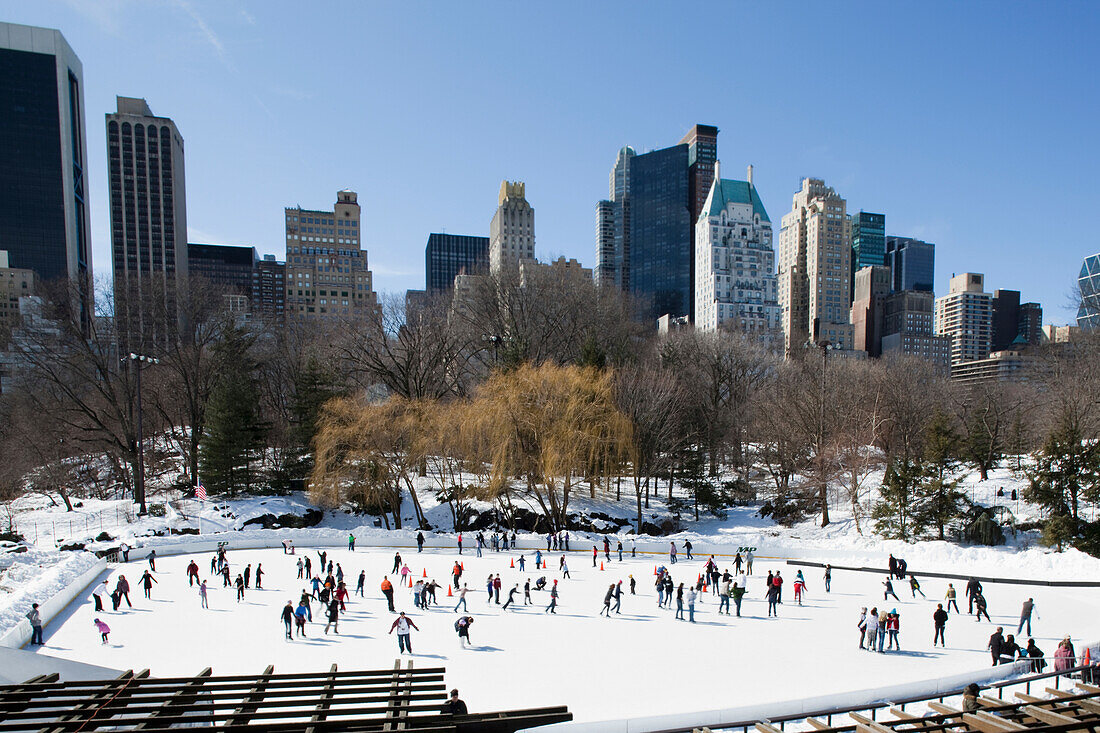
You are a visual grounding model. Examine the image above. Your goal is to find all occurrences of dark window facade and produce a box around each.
[628,144,691,321]
[425,233,489,293]
[0,48,67,281]
[886,236,935,293]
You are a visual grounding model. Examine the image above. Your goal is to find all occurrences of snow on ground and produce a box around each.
[0,549,99,638]
[32,544,1100,725]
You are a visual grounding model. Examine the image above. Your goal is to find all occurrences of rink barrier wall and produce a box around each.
[0,557,107,650]
[538,660,1036,733]
[786,559,1100,588]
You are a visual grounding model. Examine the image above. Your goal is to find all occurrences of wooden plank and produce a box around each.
[927,702,960,716]
[133,666,211,730]
[755,723,782,733]
[966,711,1027,732]
[0,675,60,722]
[1078,682,1100,695]
[1012,693,1044,704]
[855,721,895,733]
[849,712,873,725]
[225,664,273,727]
[806,717,833,729]
[384,660,413,731]
[1046,688,1075,699]
[38,669,150,733]
[304,664,337,733]
[975,697,1006,709]
[1022,704,1078,726]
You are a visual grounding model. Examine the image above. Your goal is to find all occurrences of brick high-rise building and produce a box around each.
[777,178,854,354]
[284,190,378,323]
[850,265,891,356]
[935,272,993,367]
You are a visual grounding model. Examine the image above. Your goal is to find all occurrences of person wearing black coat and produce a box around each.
[933,604,948,647]
[988,627,1005,666]
[324,599,340,634]
[1000,634,1023,665]
[966,578,982,614]
[1026,639,1047,672]
[441,689,468,715]
[280,601,295,640]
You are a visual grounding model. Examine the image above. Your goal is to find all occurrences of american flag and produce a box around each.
[195,482,207,501]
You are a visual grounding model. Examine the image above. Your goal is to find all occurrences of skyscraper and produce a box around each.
[680,125,718,227]
[934,272,993,367]
[693,165,777,334]
[1077,253,1100,330]
[777,178,854,354]
[991,289,1043,351]
[850,265,891,356]
[107,97,188,349]
[0,22,92,331]
[881,289,950,368]
[885,236,935,293]
[850,211,885,304]
[425,233,488,294]
[489,181,534,273]
[252,254,285,323]
[186,243,256,299]
[629,144,691,321]
[595,146,634,291]
[284,190,378,323]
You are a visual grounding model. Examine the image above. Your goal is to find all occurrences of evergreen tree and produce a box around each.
[873,459,923,539]
[913,410,967,539]
[200,328,267,496]
[1026,418,1100,524]
[285,356,344,481]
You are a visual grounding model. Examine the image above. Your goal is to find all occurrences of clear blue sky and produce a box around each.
[5,1,1099,323]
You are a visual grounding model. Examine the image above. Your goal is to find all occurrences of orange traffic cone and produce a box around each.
[1085,648,1092,667]
[461,562,464,571]
[703,583,708,592]
[422,568,427,578]
[510,558,515,568]
[447,585,453,597]
[654,565,658,575]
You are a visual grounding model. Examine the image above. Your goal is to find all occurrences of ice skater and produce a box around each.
[235,574,245,602]
[600,584,614,617]
[502,584,519,610]
[324,599,340,634]
[946,583,959,613]
[199,580,209,608]
[25,604,43,645]
[281,601,294,639]
[545,580,559,613]
[356,571,365,597]
[140,570,157,600]
[883,576,900,602]
[524,579,532,605]
[455,616,474,647]
[933,604,948,647]
[115,575,132,608]
[389,612,419,653]
[1018,598,1035,636]
[187,560,200,586]
[94,618,111,644]
[256,564,264,589]
[454,584,468,612]
[909,574,925,598]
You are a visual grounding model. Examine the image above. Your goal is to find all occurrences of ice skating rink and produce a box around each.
[31,545,1100,723]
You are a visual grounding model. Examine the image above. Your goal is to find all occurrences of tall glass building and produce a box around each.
[628,144,691,321]
[0,22,92,332]
[425,233,488,294]
[885,236,935,293]
[1077,253,1100,330]
[851,212,886,267]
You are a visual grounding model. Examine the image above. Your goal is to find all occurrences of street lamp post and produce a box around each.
[481,333,509,366]
[124,352,159,515]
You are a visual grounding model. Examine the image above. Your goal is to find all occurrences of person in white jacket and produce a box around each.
[92,580,108,612]
[864,607,880,651]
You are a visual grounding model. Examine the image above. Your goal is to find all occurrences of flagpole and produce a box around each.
[195,479,204,536]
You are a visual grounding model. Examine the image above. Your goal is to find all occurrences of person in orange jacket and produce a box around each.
[381,576,395,612]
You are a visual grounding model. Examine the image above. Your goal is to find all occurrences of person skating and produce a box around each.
[147,549,156,571]
[629,575,636,595]
[561,557,570,579]
[897,557,908,579]
[865,608,880,651]
[493,574,502,604]
[454,584,469,612]
[933,604,948,647]
[324,598,340,634]
[886,609,900,650]
[670,542,677,564]
[455,616,474,647]
[600,584,614,617]
[120,543,130,562]
[199,580,209,609]
[603,537,610,562]
[773,571,784,604]
[389,612,419,653]
[255,564,264,589]
[244,564,252,589]
[524,579,532,605]
[888,554,898,579]
[381,576,395,613]
[294,601,308,637]
[617,541,623,562]
[746,550,754,575]
[503,584,519,611]
[417,531,425,552]
[824,564,832,593]
[1026,639,1046,673]
[355,571,365,597]
[1000,633,1023,665]
[392,552,402,574]
[235,573,245,602]
[115,575,133,608]
[733,553,743,574]
[764,571,773,597]
[909,574,925,598]
[511,531,516,549]
[545,580,559,613]
[318,550,327,571]
[684,540,693,560]
[458,532,463,554]
[793,575,807,606]
[26,603,44,645]
[135,570,155,600]
[187,560,200,586]
[304,556,312,578]
[92,580,108,612]
[94,618,111,644]
[858,608,868,649]
[718,579,731,615]
[336,563,344,585]
[630,538,636,558]
[425,580,439,607]
[883,577,900,602]
[656,574,665,607]
[348,533,355,551]
[687,586,697,623]
[945,583,959,613]
[400,564,411,587]
[441,688,468,715]
[975,593,991,623]
[518,555,526,572]
[966,577,982,614]
[731,582,745,616]
[452,561,462,590]
[612,581,622,613]
[335,582,348,611]
[675,583,685,620]
[592,546,598,567]
[535,576,547,591]
[413,580,425,610]
[988,627,1005,666]
[766,581,779,617]
[281,601,295,640]
[1018,598,1035,636]
[221,564,231,588]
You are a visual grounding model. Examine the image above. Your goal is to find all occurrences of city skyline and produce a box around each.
[2,4,1097,323]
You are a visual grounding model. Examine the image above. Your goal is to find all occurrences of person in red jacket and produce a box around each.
[389,612,419,653]
[773,572,784,604]
[334,582,349,611]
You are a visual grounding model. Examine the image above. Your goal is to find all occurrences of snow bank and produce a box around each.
[0,550,104,647]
